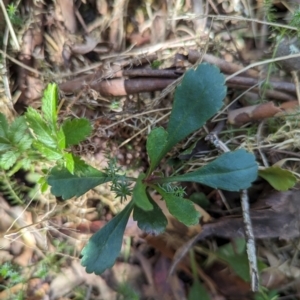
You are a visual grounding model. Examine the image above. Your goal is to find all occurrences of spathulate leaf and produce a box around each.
[81,200,134,274]
[168,149,258,191]
[146,127,168,171]
[133,173,153,211]
[47,164,111,199]
[62,118,92,147]
[133,194,167,235]
[25,107,57,148]
[42,83,58,126]
[0,113,8,137]
[33,142,63,160]
[158,190,200,226]
[259,166,297,191]
[0,151,18,169]
[165,64,226,152]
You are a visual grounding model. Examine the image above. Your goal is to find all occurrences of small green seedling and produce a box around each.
[45,64,259,275]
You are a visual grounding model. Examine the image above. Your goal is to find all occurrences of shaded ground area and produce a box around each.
[1,0,300,299]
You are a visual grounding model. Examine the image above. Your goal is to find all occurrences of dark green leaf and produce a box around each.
[47,164,111,199]
[259,166,297,191]
[146,127,168,172]
[0,113,8,137]
[25,107,57,148]
[0,151,18,169]
[81,200,134,274]
[167,149,258,191]
[62,118,92,147]
[33,142,63,160]
[166,64,226,152]
[133,194,167,235]
[42,83,58,126]
[158,189,200,226]
[133,173,153,211]
[188,280,210,300]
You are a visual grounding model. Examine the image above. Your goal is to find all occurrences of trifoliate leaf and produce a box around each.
[42,83,58,126]
[133,194,167,235]
[33,142,63,160]
[132,173,153,211]
[0,151,18,169]
[168,149,258,191]
[158,189,200,226]
[25,107,57,148]
[81,200,134,274]
[0,113,8,137]
[146,127,168,172]
[259,166,297,191]
[47,164,111,199]
[62,118,92,147]
[165,64,226,153]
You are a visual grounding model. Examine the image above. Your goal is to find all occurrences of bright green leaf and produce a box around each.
[25,107,57,148]
[64,152,75,174]
[42,83,58,126]
[146,127,168,172]
[166,149,258,191]
[165,64,226,152]
[133,173,153,211]
[18,135,32,151]
[133,193,167,235]
[0,151,18,169]
[158,189,200,226]
[0,113,8,137]
[7,116,29,144]
[47,164,111,199]
[62,118,92,147]
[33,142,63,160]
[81,200,134,274]
[57,128,66,150]
[259,166,297,191]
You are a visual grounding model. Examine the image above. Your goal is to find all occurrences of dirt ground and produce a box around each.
[1,0,300,299]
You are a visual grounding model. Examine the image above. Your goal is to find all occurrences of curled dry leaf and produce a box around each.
[228,101,298,125]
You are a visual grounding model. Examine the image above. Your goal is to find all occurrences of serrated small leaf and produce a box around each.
[0,113,8,137]
[33,142,63,160]
[168,149,257,191]
[57,128,66,150]
[47,164,111,199]
[133,194,167,234]
[158,190,200,226]
[64,152,75,174]
[8,116,29,143]
[0,136,12,151]
[166,64,226,152]
[62,118,92,147]
[133,173,153,211]
[81,200,134,274]
[42,83,58,126]
[259,166,297,191]
[146,127,168,172]
[0,151,18,169]
[18,135,32,151]
[25,107,57,148]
